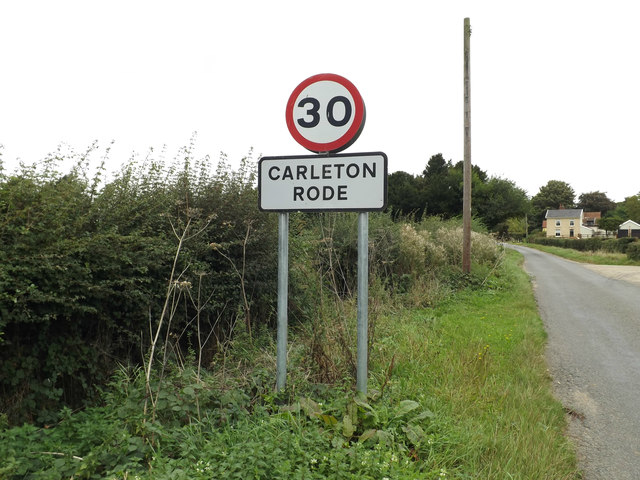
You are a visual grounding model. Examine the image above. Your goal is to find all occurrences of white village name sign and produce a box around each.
[258,152,387,212]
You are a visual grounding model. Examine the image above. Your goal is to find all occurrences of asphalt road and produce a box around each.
[510,245,640,479]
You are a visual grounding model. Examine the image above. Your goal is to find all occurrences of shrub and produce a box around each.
[583,236,603,251]
[627,243,640,261]
[600,238,621,253]
[0,144,277,425]
[436,226,500,267]
[616,237,638,253]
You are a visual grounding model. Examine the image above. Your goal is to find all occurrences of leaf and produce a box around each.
[279,403,300,414]
[358,428,378,443]
[342,414,355,438]
[410,409,435,423]
[402,424,425,444]
[183,386,195,396]
[347,400,359,427]
[332,435,345,449]
[319,414,338,427]
[375,429,394,446]
[394,399,420,418]
[299,397,322,418]
[353,396,374,411]
[353,397,380,427]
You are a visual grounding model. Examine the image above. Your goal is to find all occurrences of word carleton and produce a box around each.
[267,161,377,201]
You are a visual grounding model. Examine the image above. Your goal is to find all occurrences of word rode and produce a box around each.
[293,184,347,201]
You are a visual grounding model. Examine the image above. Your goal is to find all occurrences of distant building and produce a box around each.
[617,220,640,238]
[583,212,601,227]
[545,209,583,238]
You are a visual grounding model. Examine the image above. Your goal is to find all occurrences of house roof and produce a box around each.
[545,209,583,219]
[620,219,640,229]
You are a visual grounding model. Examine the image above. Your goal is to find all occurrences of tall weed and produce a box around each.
[288,212,502,388]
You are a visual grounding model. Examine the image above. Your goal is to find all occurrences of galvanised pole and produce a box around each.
[356,212,369,395]
[276,212,289,391]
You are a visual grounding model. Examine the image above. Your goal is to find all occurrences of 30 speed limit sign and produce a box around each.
[286,73,366,154]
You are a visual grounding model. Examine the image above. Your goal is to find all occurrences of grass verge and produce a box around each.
[0,250,580,479]
[521,242,640,266]
[369,248,580,478]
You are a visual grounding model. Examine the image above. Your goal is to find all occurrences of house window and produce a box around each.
[569,229,574,237]
[555,220,561,227]
[555,229,561,237]
[570,220,575,226]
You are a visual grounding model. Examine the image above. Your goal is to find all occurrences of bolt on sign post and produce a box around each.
[260,73,386,395]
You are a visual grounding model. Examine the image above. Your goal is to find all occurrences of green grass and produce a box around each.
[0,249,580,479]
[521,242,640,265]
[369,249,580,478]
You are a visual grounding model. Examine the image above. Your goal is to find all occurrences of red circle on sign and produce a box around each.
[286,73,366,153]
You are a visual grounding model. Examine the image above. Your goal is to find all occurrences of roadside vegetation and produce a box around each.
[0,145,580,478]
[524,236,640,265]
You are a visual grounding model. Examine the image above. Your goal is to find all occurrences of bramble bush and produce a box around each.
[0,142,277,425]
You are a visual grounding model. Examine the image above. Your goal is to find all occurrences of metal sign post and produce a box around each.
[276,212,289,391]
[356,212,369,394]
[267,73,386,395]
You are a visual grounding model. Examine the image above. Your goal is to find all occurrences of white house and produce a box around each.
[545,209,583,238]
[618,220,640,238]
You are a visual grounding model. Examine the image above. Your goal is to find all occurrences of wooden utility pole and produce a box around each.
[462,17,472,274]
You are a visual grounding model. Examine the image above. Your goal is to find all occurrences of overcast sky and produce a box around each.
[1,1,638,202]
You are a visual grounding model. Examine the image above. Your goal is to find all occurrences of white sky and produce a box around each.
[1,1,638,202]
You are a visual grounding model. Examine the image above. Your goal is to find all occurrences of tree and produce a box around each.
[421,154,460,218]
[506,216,528,238]
[624,193,640,223]
[597,216,623,236]
[392,153,532,232]
[532,180,576,210]
[531,180,575,226]
[577,191,616,214]
[473,176,530,231]
[422,153,450,178]
[386,171,425,219]
[420,155,490,219]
